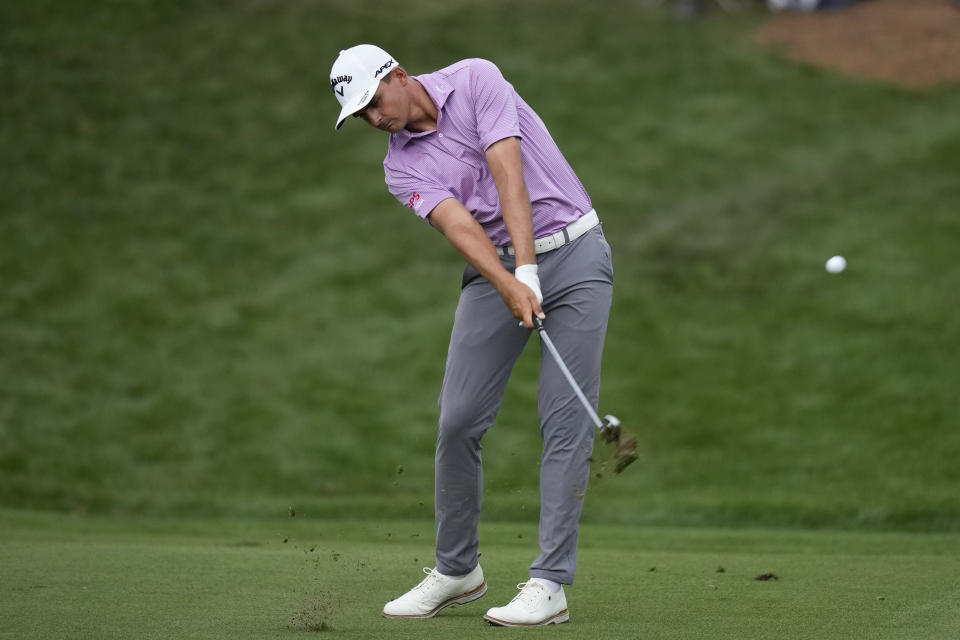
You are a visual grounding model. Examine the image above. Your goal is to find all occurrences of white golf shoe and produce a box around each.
[382,564,487,619]
[483,579,570,627]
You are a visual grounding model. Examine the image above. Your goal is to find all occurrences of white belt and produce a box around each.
[496,209,599,257]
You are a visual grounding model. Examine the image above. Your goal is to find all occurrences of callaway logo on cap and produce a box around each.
[330,44,397,130]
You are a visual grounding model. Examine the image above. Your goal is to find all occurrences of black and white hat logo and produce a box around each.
[330,74,352,97]
[374,59,395,78]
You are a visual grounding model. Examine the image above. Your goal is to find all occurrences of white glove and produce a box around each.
[514,264,543,304]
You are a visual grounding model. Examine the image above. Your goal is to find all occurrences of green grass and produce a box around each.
[6,5,958,637]
[2,509,959,639]
[2,0,960,531]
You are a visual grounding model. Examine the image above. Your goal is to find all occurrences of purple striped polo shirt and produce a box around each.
[383,58,592,246]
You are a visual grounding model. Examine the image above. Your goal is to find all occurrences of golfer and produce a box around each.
[330,44,613,627]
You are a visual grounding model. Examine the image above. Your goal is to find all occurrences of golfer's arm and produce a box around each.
[428,198,514,291]
[485,137,536,267]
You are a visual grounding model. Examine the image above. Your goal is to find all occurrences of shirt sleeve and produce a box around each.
[469,59,522,151]
[384,163,454,222]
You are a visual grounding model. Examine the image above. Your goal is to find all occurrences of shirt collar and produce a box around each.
[391,73,455,148]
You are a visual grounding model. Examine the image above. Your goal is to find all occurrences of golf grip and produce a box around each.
[536,325,605,430]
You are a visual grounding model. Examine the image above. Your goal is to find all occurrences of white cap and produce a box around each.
[330,44,398,130]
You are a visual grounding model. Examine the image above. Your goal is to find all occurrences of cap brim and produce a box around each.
[334,79,380,130]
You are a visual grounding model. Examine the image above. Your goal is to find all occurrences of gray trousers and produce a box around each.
[434,225,614,585]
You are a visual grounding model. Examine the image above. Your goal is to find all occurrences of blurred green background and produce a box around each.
[2,0,958,531]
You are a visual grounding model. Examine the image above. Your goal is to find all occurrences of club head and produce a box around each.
[600,414,621,443]
[599,414,638,473]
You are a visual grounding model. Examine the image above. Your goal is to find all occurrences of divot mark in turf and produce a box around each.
[754,573,779,581]
[289,591,339,633]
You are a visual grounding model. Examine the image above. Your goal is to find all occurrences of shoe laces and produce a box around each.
[413,567,443,593]
[510,580,546,609]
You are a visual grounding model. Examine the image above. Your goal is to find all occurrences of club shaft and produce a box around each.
[537,327,604,429]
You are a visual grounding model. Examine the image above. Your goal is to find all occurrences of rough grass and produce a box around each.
[1,0,959,530]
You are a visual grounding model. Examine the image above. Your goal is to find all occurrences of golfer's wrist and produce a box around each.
[514,264,543,304]
[514,263,538,279]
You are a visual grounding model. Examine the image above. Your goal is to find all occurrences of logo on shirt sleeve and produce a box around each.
[407,192,422,211]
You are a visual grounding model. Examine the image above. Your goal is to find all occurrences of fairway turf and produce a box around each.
[2,510,958,639]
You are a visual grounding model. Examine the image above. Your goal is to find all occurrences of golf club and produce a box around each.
[530,316,638,473]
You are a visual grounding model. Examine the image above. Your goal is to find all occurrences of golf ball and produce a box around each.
[825,255,846,273]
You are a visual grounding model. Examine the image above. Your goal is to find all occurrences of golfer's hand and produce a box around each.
[514,264,543,304]
[501,276,544,329]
